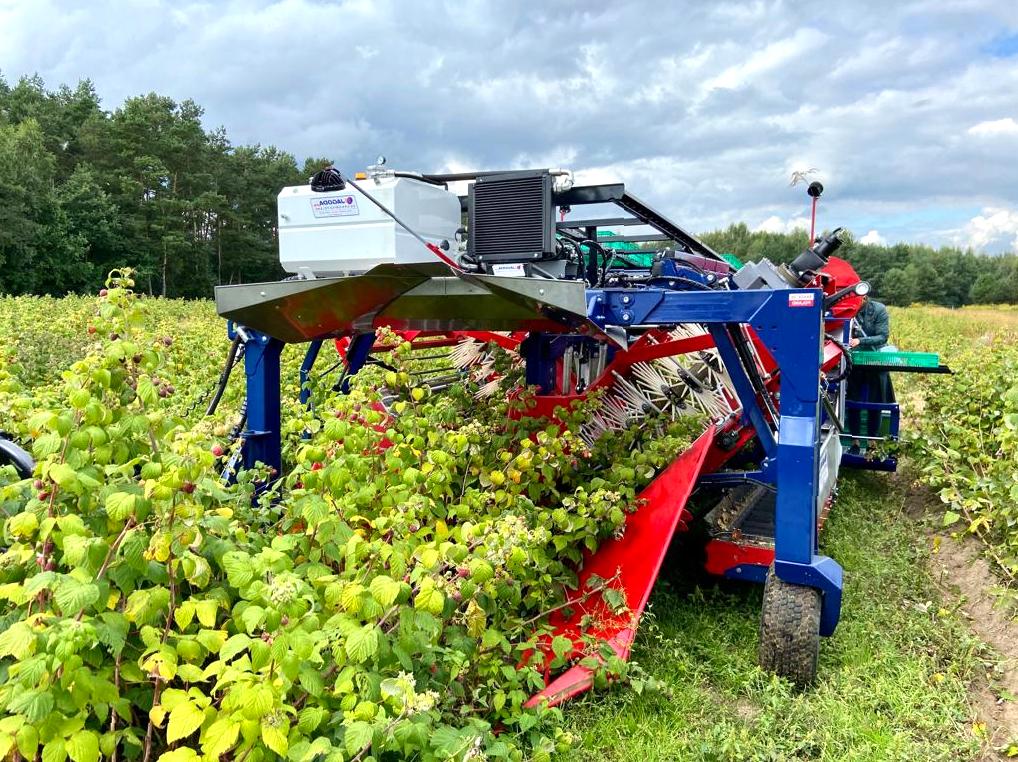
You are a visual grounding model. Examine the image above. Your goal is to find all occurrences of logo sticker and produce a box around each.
[788,292,815,308]
[310,195,360,218]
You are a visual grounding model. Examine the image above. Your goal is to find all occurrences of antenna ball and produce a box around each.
[807,181,824,198]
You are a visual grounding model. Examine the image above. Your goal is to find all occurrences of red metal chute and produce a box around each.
[524,425,715,707]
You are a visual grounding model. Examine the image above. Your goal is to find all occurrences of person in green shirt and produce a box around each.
[847,296,894,448]
[850,298,890,350]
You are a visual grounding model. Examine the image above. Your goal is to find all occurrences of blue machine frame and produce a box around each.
[228,283,846,636]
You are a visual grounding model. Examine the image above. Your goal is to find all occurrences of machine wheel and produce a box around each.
[758,566,821,689]
[0,435,34,479]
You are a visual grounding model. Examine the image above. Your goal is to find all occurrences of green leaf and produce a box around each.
[54,578,100,614]
[0,733,13,761]
[105,491,137,520]
[196,629,227,653]
[222,551,255,589]
[344,721,373,756]
[345,624,379,663]
[8,690,53,724]
[0,621,36,659]
[66,730,99,762]
[8,511,39,538]
[41,739,66,762]
[943,511,961,526]
[262,721,289,756]
[241,605,264,633]
[194,599,218,628]
[157,749,200,762]
[49,463,79,491]
[602,587,627,613]
[431,726,467,755]
[369,575,401,607]
[16,724,39,759]
[298,666,325,697]
[174,601,195,630]
[551,635,574,660]
[200,717,240,758]
[167,699,205,743]
[220,633,251,662]
[298,706,326,734]
[413,580,445,616]
[97,612,130,654]
[240,684,274,721]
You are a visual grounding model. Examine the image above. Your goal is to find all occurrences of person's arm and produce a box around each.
[855,304,889,349]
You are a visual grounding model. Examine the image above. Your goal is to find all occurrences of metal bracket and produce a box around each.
[774,556,844,636]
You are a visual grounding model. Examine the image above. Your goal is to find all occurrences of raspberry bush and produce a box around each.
[0,273,702,761]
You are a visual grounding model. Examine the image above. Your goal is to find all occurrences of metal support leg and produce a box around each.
[299,339,324,408]
[522,332,558,394]
[340,333,375,393]
[757,296,844,636]
[241,329,284,476]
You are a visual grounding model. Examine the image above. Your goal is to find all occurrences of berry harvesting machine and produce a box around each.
[210,162,937,700]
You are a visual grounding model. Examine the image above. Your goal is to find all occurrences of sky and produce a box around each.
[2,0,1018,252]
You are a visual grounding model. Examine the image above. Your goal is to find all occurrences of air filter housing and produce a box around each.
[468,171,555,263]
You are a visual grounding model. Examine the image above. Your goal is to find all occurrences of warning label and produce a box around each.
[310,195,360,218]
[788,292,816,308]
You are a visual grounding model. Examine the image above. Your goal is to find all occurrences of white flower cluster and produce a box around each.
[382,671,441,716]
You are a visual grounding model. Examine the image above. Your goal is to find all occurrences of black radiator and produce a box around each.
[468,171,555,263]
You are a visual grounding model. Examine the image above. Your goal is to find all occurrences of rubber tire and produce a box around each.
[758,566,821,689]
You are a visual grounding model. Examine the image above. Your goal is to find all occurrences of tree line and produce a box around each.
[2,74,1017,305]
[699,224,1018,307]
[0,74,330,297]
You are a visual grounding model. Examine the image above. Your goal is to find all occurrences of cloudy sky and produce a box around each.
[2,0,1018,251]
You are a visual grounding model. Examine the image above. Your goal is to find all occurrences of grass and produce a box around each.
[560,472,985,761]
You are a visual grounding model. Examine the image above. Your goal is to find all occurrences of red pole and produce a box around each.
[809,195,818,247]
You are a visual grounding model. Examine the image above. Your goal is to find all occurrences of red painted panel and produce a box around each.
[524,424,715,708]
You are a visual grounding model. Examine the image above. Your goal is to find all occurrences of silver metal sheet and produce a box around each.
[214,264,617,344]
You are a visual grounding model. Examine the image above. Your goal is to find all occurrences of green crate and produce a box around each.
[851,349,940,368]
[720,252,744,270]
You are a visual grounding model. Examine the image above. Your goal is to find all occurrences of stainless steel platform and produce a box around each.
[215,263,606,344]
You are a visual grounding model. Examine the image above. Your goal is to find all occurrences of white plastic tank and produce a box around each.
[277,175,462,276]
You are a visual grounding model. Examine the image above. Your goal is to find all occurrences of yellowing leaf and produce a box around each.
[65,730,99,762]
[157,749,199,762]
[166,699,205,743]
[174,601,195,630]
[0,621,36,659]
[195,599,218,628]
[200,717,240,758]
[149,705,167,728]
[368,575,401,607]
[261,721,289,756]
[465,599,486,638]
[105,491,137,521]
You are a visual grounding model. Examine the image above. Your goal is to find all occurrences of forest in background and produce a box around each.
[2,74,1018,306]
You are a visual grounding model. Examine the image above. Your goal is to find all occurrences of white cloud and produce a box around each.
[967,118,1018,137]
[703,27,828,92]
[963,208,1018,253]
[860,229,886,245]
[755,215,811,234]
[1,0,1017,248]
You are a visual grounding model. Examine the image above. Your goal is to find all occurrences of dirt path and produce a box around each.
[929,530,1018,755]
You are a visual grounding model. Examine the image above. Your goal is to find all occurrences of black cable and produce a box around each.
[205,335,243,416]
